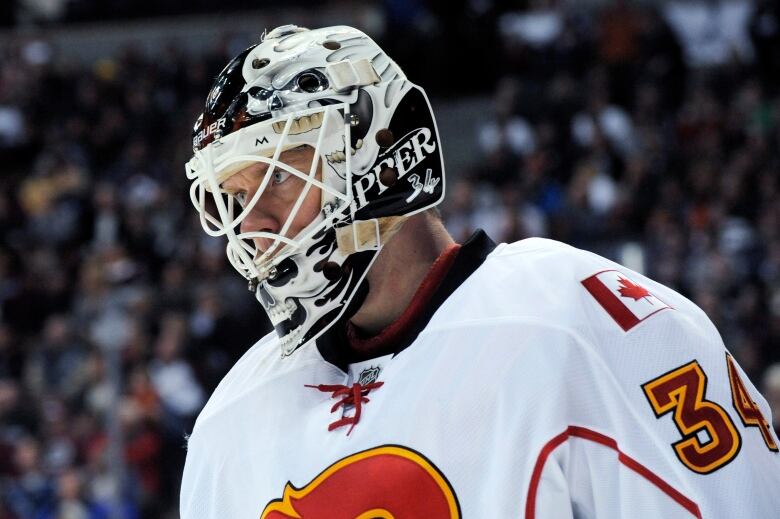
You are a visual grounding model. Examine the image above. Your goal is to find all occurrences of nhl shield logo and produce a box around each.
[358,366,382,385]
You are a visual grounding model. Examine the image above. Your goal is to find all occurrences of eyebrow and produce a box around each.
[281,148,310,160]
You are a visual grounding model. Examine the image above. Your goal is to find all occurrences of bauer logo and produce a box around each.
[193,116,227,149]
[582,270,672,331]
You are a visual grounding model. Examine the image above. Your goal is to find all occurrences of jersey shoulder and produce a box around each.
[190,327,339,437]
[191,330,280,431]
[436,237,719,360]
[489,237,710,328]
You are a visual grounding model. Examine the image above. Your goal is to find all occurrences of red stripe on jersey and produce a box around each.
[525,425,702,519]
[346,242,462,354]
[581,274,641,331]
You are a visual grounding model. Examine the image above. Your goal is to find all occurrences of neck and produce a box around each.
[348,212,455,349]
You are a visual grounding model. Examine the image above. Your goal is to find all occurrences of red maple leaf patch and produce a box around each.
[617,277,652,303]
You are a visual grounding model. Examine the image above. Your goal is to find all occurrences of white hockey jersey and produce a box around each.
[180,232,780,518]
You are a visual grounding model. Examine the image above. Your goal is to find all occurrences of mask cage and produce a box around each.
[186,103,373,282]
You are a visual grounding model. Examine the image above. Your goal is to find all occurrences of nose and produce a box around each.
[239,197,280,254]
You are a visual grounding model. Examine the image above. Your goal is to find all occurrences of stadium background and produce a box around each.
[0,0,779,517]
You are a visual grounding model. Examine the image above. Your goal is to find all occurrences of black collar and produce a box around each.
[315,230,497,371]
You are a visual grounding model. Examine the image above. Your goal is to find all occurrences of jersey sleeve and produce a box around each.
[516,315,780,519]
[529,424,706,519]
[448,239,780,517]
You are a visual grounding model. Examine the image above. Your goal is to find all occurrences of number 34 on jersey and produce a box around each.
[642,353,778,474]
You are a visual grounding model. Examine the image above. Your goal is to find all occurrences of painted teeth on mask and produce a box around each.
[310,112,323,127]
[348,139,363,156]
[271,113,324,136]
[267,300,298,325]
[280,325,303,356]
[327,150,346,163]
[325,139,364,163]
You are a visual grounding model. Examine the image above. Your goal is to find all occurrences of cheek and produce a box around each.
[287,158,323,232]
[281,181,322,234]
[299,186,323,226]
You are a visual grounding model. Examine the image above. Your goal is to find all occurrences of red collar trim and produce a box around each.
[346,243,462,355]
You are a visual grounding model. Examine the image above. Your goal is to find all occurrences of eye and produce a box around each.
[271,170,291,185]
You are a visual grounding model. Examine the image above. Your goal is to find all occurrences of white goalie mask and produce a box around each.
[186,25,445,356]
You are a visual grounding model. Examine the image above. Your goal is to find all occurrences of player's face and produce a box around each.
[221,145,322,255]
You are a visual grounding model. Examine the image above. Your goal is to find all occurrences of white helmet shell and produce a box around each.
[186,25,445,355]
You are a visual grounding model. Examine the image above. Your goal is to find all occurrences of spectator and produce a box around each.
[664,0,755,67]
[38,468,107,519]
[3,437,54,518]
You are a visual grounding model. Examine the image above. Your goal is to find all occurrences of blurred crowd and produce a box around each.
[0,0,779,518]
[0,36,271,518]
[1,0,299,26]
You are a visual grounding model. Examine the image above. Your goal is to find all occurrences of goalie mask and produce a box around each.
[186,25,445,356]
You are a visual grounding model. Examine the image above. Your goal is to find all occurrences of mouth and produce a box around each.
[272,112,323,135]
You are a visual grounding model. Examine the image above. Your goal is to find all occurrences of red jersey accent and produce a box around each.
[305,382,385,435]
[525,426,702,519]
[307,244,461,434]
[346,243,462,352]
